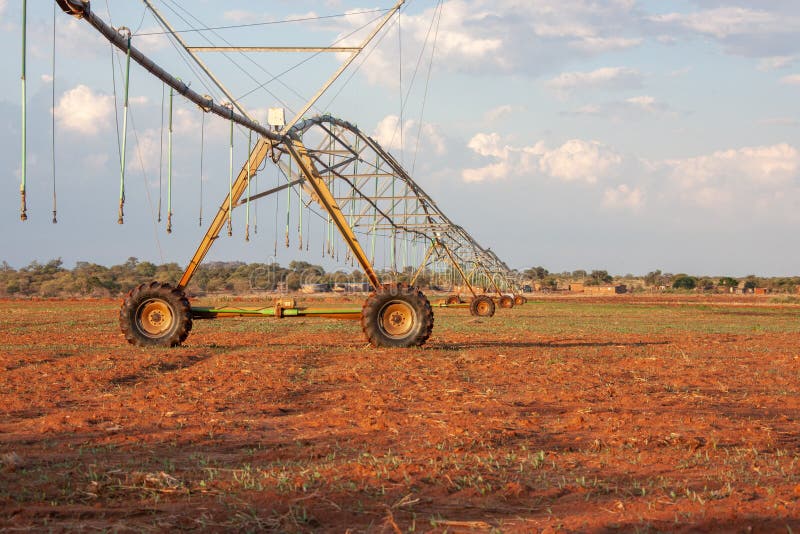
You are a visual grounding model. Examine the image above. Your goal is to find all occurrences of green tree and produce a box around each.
[672,276,697,290]
[587,270,613,286]
[524,266,549,280]
[718,277,738,289]
[697,277,715,291]
[542,276,558,290]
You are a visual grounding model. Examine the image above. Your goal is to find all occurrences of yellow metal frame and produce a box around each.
[410,240,478,299]
[177,138,272,290]
[177,136,381,292]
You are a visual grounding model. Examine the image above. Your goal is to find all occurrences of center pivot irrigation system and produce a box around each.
[41,0,526,348]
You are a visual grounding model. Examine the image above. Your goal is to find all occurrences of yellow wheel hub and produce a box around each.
[380,302,415,338]
[138,300,174,337]
[477,301,490,314]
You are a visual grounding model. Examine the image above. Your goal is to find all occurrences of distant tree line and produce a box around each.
[519,266,800,293]
[1,259,798,298]
[0,258,400,298]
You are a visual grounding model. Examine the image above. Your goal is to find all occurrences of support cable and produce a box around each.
[322,12,400,112]
[128,103,165,263]
[236,10,389,103]
[160,0,299,117]
[412,1,443,174]
[398,9,403,166]
[104,1,163,258]
[133,8,388,37]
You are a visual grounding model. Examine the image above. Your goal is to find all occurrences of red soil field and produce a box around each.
[1,294,799,532]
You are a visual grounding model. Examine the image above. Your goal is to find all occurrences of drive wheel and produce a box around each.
[514,295,525,306]
[120,281,192,347]
[499,295,515,308]
[470,295,495,317]
[446,295,461,305]
[361,285,434,348]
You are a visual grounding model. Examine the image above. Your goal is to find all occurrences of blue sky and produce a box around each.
[1,0,799,276]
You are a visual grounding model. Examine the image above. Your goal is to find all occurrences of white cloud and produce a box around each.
[545,67,642,97]
[603,184,644,210]
[758,117,799,126]
[667,144,799,193]
[172,108,202,136]
[127,128,162,173]
[462,160,510,183]
[41,74,53,83]
[569,36,642,53]
[758,56,795,71]
[563,105,602,117]
[649,8,780,40]
[83,153,110,173]
[539,140,621,184]
[780,74,800,85]
[372,115,446,157]
[624,95,667,114]
[333,0,642,85]
[223,10,317,24]
[667,67,692,78]
[648,6,800,58]
[53,85,114,135]
[466,132,508,159]
[563,96,672,119]
[132,28,170,55]
[461,132,800,218]
[461,134,620,184]
[484,105,515,122]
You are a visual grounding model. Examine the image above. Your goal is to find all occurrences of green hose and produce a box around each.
[20,0,27,221]
[118,30,131,224]
[167,86,173,233]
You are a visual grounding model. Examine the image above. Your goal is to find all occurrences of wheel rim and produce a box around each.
[476,300,491,315]
[136,299,175,338]
[379,301,416,338]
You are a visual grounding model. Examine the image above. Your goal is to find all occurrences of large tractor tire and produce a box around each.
[514,295,525,306]
[470,295,495,317]
[361,285,434,348]
[120,282,192,347]
[499,295,515,309]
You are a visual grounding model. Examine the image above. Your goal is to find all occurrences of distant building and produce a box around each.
[333,282,371,292]
[569,282,584,293]
[300,283,330,293]
[584,284,627,295]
